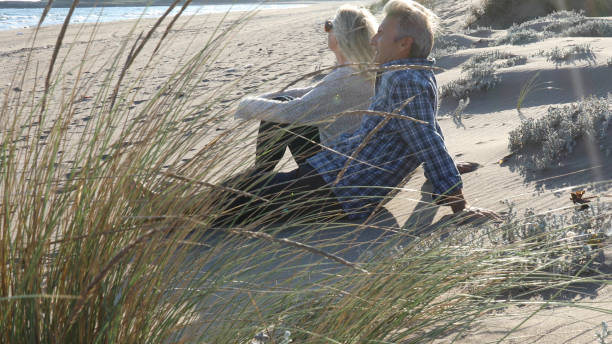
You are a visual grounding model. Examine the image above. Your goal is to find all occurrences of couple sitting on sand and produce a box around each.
[135,0,498,225]
[213,0,500,225]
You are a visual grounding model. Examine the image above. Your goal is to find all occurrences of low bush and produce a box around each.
[487,199,611,276]
[495,11,612,45]
[462,50,527,71]
[440,50,525,99]
[430,34,459,58]
[468,0,612,29]
[508,95,612,170]
[497,28,542,45]
[440,65,499,99]
[538,44,595,64]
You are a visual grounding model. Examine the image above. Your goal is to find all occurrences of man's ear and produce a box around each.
[399,36,413,55]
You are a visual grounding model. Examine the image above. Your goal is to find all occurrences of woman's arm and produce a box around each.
[234,67,365,125]
[258,86,315,100]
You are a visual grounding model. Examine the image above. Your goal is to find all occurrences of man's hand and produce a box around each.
[438,189,467,213]
[438,189,503,225]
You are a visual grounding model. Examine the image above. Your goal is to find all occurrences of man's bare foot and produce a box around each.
[456,161,480,174]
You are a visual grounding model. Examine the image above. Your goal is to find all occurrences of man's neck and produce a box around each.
[381,57,433,66]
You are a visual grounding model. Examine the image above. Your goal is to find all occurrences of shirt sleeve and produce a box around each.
[388,76,462,197]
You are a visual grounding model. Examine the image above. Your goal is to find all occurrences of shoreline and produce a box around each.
[0,1,312,31]
[0,0,315,8]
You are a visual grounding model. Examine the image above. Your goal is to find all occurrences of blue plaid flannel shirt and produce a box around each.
[307,58,462,219]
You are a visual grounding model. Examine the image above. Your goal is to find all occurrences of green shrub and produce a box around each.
[494,11,612,45]
[462,50,527,71]
[440,65,499,99]
[539,44,595,64]
[508,95,612,170]
[498,28,542,45]
[487,200,611,276]
[468,0,612,29]
[439,50,526,100]
[430,34,459,58]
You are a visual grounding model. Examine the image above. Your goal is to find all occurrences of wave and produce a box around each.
[0,3,307,31]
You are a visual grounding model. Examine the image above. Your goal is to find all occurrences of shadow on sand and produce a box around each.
[166,208,410,340]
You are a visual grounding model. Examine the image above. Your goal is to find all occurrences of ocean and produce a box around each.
[0,2,307,31]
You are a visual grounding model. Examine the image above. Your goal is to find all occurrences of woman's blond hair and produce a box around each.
[331,5,377,73]
[383,0,439,58]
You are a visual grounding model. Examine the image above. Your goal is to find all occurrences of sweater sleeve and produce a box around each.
[275,86,315,99]
[234,68,360,125]
[256,86,316,100]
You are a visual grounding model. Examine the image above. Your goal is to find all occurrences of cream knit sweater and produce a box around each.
[234,66,374,146]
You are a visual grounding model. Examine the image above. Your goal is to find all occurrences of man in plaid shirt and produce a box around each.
[220,0,497,225]
[306,56,460,219]
[305,0,469,219]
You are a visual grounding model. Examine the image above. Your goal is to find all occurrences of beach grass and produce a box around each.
[1,1,611,343]
[516,70,541,116]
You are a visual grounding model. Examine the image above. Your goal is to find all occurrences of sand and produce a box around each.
[1,0,611,342]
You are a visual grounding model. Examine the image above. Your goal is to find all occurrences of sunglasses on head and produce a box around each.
[324,19,333,32]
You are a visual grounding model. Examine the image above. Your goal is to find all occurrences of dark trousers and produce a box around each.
[254,96,321,173]
[213,163,344,227]
[210,96,341,226]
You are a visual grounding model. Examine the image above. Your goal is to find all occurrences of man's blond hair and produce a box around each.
[383,0,439,58]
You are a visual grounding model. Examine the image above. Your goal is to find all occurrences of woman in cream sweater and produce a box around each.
[234,5,378,173]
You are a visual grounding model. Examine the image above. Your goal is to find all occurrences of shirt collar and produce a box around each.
[374,57,435,90]
[381,57,435,67]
